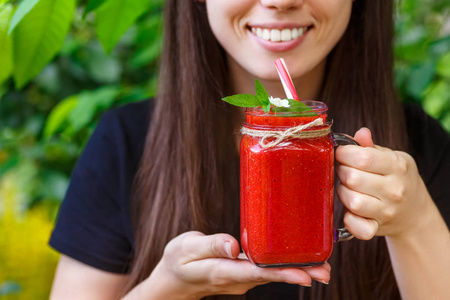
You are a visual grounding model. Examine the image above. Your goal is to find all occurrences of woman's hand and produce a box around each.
[335,128,450,300]
[335,128,433,240]
[137,231,331,299]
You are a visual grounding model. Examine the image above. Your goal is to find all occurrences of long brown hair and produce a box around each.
[123,0,406,299]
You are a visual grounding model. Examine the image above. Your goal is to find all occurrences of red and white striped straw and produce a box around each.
[275,58,299,100]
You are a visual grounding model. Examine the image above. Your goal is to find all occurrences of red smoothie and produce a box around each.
[240,104,334,267]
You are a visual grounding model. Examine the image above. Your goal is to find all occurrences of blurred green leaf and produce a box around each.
[59,33,83,56]
[0,155,19,178]
[67,86,120,133]
[147,0,165,10]
[7,0,40,35]
[96,0,149,53]
[34,63,61,93]
[422,80,450,117]
[130,13,162,68]
[118,87,151,104]
[39,170,69,201]
[0,0,167,296]
[43,95,78,138]
[436,52,450,78]
[0,2,13,85]
[84,0,107,16]
[130,36,162,68]
[85,41,122,83]
[136,12,162,42]
[429,36,450,57]
[406,59,437,99]
[396,26,427,47]
[441,112,450,132]
[43,139,79,162]
[12,0,76,88]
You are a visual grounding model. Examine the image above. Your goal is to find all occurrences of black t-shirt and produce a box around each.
[49,99,450,296]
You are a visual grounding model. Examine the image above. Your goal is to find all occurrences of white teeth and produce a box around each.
[270,29,281,42]
[252,26,307,42]
[262,29,270,40]
[281,29,291,41]
[256,28,262,37]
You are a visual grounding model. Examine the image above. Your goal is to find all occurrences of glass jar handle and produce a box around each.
[332,133,359,242]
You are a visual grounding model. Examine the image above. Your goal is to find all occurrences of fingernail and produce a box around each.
[299,282,312,287]
[319,280,329,285]
[225,241,232,257]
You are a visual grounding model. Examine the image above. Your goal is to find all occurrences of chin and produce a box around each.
[247,65,281,81]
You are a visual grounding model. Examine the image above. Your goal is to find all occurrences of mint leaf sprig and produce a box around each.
[254,79,271,113]
[221,79,270,112]
[222,79,316,115]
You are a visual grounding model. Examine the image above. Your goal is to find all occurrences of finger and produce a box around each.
[236,252,332,274]
[337,184,383,221]
[300,265,331,284]
[230,261,315,286]
[234,253,332,284]
[354,128,393,153]
[337,164,408,204]
[343,211,379,240]
[321,262,332,273]
[337,164,386,197]
[335,144,396,175]
[238,262,331,286]
[188,258,313,287]
[186,257,330,289]
[354,127,375,147]
[237,260,331,285]
[181,232,240,261]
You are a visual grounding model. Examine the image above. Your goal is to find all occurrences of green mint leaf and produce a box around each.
[276,99,318,115]
[255,79,270,105]
[222,94,261,107]
[287,99,312,109]
[262,103,271,113]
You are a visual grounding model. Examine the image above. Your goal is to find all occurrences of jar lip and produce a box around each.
[243,121,333,131]
[245,100,327,116]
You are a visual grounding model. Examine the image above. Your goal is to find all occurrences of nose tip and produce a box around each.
[260,0,303,11]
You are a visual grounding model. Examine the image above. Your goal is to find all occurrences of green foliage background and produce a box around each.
[0,0,449,298]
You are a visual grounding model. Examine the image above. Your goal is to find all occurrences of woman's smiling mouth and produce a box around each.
[247,24,313,52]
[249,26,310,42]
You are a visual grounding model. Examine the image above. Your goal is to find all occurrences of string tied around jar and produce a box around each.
[241,118,331,149]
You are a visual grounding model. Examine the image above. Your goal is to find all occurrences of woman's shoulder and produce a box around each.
[99,99,153,140]
[105,98,153,122]
[94,99,154,161]
[403,102,450,225]
[49,99,155,274]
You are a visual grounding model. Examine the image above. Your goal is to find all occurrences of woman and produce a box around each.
[49,0,450,299]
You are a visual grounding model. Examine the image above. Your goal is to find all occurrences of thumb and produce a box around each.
[186,233,240,260]
[354,127,375,148]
